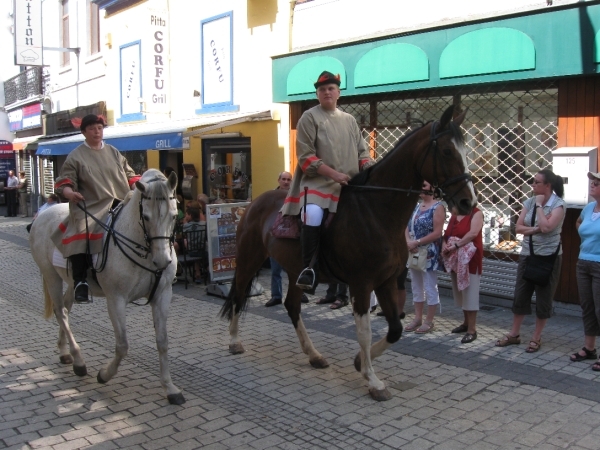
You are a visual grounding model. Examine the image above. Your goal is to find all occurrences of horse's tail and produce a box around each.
[42,276,54,320]
[219,270,255,320]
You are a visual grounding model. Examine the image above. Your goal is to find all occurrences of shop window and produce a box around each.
[202,138,251,203]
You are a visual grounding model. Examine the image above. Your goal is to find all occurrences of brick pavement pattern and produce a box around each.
[2,216,600,449]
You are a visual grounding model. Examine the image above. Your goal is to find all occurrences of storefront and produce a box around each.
[272,2,600,305]
[37,110,277,204]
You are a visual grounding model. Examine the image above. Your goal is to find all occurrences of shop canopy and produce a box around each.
[36,111,272,156]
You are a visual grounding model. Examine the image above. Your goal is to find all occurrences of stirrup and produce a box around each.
[74,281,92,304]
[296,267,315,290]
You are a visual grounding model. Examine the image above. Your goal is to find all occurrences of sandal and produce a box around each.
[495,334,521,347]
[415,321,435,334]
[330,298,349,309]
[461,332,477,344]
[570,347,597,362]
[404,318,422,332]
[525,339,542,353]
[592,360,600,372]
[316,296,336,305]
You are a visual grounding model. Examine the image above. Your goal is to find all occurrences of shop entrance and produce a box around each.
[202,138,251,203]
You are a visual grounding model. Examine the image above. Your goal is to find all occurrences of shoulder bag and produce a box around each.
[522,203,560,286]
[407,206,428,271]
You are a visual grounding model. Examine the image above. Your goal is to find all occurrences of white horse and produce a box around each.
[30,169,185,405]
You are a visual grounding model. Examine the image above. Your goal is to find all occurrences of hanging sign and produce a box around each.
[14,0,43,66]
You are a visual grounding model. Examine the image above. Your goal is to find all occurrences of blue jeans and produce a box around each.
[270,258,283,300]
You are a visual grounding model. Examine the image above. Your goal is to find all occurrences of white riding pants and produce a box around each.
[410,269,440,306]
[301,204,324,226]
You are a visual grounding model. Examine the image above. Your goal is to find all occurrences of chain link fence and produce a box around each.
[334,81,558,262]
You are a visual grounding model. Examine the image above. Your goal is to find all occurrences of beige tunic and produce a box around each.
[51,142,139,257]
[281,106,373,215]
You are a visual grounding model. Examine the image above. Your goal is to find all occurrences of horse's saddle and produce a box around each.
[271,213,301,239]
[270,211,335,239]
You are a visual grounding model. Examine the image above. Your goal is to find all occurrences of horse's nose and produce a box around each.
[459,198,475,214]
[154,258,172,271]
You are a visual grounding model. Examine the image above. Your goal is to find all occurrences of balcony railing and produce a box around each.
[3,67,49,107]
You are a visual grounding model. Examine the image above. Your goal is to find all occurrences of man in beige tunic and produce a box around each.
[282,71,374,291]
[52,114,140,303]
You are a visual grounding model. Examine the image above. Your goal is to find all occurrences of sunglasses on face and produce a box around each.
[591,180,600,187]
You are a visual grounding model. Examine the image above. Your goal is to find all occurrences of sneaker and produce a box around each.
[74,282,92,304]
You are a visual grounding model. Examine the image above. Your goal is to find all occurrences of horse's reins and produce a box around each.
[346,120,472,203]
[77,177,176,305]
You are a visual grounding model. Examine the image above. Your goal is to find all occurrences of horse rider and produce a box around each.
[52,114,140,304]
[281,71,374,291]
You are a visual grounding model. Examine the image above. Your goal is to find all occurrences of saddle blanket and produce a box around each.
[52,248,99,269]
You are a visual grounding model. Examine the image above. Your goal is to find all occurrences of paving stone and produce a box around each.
[2,219,600,450]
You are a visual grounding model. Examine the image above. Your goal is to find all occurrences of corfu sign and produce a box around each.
[14,0,43,66]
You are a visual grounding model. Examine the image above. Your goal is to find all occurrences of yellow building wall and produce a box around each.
[182,120,284,200]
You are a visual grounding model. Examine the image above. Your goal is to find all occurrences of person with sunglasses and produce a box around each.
[496,169,565,353]
[569,172,600,371]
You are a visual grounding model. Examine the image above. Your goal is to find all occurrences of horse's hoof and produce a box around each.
[73,365,87,377]
[167,393,186,405]
[97,372,107,384]
[60,355,74,365]
[369,387,392,402]
[309,356,329,369]
[229,342,245,354]
[354,353,361,372]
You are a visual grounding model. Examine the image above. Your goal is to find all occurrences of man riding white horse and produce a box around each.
[51,114,140,303]
[281,71,374,292]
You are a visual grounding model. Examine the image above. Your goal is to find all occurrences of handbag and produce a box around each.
[407,206,428,271]
[522,203,560,286]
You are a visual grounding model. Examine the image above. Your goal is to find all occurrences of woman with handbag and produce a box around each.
[442,206,484,344]
[404,181,446,333]
[569,171,600,370]
[496,169,565,353]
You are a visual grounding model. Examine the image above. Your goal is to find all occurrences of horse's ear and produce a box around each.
[452,106,469,127]
[168,172,177,192]
[439,104,455,130]
[136,181,147,192]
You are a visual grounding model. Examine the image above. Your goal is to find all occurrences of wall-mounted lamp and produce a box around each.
[193,90,201,97]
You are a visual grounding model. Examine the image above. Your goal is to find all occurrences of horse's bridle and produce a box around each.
[78,177,176,304]
[418,120,473,204]
[346,120,472,204]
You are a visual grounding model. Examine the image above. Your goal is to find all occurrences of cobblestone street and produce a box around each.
[2,216,600,449]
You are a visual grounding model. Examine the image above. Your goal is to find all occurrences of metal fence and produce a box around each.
[335,80,558,264]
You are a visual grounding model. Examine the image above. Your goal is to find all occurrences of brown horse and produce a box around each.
[220,105,476,401]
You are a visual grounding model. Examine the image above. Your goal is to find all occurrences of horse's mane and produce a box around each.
[348,119,465,187]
